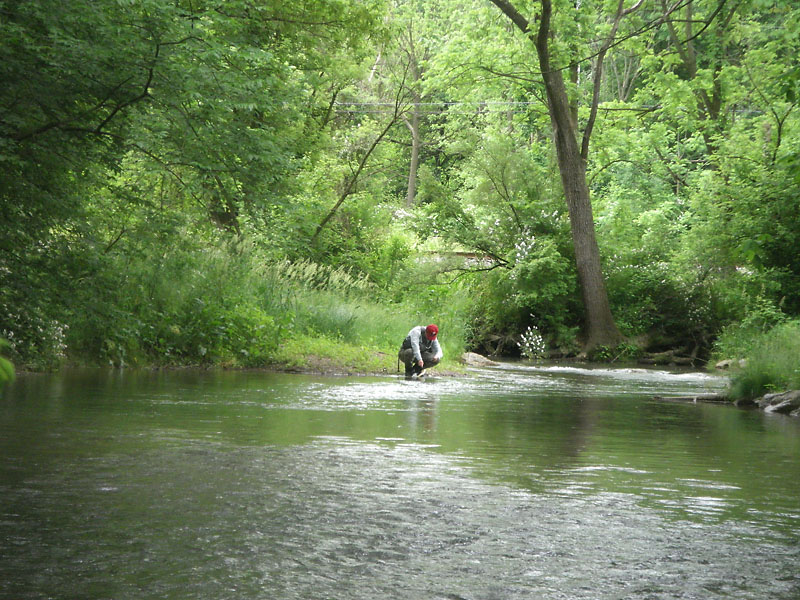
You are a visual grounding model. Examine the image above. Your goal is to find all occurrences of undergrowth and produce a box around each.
[56,241,467,371]
[724,320,800,400]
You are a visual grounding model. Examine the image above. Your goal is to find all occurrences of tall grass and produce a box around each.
[68,241,287,367]
[261,259,412,348]
[262,258,468,366]
[727,320,800,399]
[66,239,467,370]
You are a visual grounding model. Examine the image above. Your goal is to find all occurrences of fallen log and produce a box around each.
[653,393,729,404]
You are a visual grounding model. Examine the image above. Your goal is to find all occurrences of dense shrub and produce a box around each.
[726,320,800,400]
[56,235,467,369]
[0,338,16,386]
[711,297,788,361]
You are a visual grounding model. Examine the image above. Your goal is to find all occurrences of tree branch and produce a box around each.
[104,226,127,254]
[581,0,644,160]
[311,73,410,242]
[442,261,508,285]
[93,45,158,135]
[487,0,533,35]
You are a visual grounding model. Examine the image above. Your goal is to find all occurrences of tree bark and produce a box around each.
[489,0,623,350]
[404,105,421,208]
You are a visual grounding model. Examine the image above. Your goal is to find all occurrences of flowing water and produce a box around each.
[1,364,799,599]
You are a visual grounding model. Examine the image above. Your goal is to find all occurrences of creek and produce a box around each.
[1,364,799,599]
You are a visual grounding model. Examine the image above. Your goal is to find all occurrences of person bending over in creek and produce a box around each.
[398,324,442,378]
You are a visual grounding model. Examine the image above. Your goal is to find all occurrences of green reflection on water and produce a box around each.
[2,368,800,599]
[4,368,799,520]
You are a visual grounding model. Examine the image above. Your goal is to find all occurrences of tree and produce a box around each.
[311,82,409,242]
[487,0,635,350]
[400,16,425,208]
[0,0,387,365]
[391,0,454,208]
[0,0,386,237]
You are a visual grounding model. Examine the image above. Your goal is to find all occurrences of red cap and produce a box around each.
[425,324,438,339]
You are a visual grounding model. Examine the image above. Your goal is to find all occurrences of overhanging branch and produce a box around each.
[311,70,410,243]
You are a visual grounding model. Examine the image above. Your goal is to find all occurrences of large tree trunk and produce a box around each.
[490,0,622,350]
[549,109,622,348]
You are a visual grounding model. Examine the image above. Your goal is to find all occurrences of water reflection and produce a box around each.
[2,365,800,599]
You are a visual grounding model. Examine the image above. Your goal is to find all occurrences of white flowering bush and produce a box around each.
[514,235,535,262]
[1,307,68,369]
[518,324,546,359]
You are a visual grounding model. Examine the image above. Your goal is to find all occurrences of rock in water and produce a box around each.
[759,390,800,414]
[460,352,499,367]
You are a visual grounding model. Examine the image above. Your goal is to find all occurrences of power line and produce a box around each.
[334,101,540,106]
[333,100,545,114]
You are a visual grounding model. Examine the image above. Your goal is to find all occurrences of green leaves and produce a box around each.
[0,339,15,388]
[4,0,800,365]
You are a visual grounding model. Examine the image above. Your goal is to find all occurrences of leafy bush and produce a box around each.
[458,237,579,356]
[60,235,460,369]
[1,304,68,370]
[727,320,800,400]
[711,296,787,361]
[0,338,15,386]
[605,259,674,336]
[63,239,291,367]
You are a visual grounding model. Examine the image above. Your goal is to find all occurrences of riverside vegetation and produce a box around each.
[2,0,800,402]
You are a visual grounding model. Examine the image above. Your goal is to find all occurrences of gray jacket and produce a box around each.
[401,326,443,362]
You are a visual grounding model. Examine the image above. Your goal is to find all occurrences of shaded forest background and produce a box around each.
[2,0,799,374]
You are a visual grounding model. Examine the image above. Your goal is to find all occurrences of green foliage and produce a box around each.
[712,298,788,361]
[727,320,800,400]
[420,279,473,363]
[0,306,68,370]
[0,233,74,369]
[270,259,385,345]
[1,0,394,370]
[0,338,15,387]
[364,230,415,290]
[272,334,397,374]
[63,238,283,367]
[603,257,719,352]
[588,342,642,362]
[61,236,442,368]
[4,0,800,369]
[510,237,577,332]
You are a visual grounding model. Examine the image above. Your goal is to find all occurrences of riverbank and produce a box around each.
[267,346,468,377]
[268,351,466,378]
[655,390,800,417]
[733,390,800,416]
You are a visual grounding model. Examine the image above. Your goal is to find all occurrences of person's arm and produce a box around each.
[409,327,423,363]
[432,338,443,360]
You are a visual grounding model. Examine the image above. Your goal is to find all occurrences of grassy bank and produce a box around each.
[4,240,468,374]
[269,333,465,376]
[715,320,800,400]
